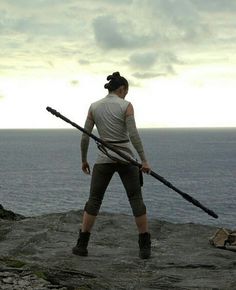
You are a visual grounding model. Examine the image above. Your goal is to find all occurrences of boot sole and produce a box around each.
[72,247,88,256]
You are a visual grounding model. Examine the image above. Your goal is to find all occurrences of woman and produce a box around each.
[72,72,151,259]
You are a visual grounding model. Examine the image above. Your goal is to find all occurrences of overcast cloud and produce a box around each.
[0,0,235,128]
[0,0,235,78]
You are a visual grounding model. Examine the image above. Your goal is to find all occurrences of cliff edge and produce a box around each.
[0,204,235,289]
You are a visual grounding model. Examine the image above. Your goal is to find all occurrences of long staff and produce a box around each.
[46,106,218,219]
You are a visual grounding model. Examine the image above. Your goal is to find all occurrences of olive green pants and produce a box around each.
[84,163,146,217]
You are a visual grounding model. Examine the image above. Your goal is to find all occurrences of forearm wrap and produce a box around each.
[126,115,147,162]
[81,117,94,162]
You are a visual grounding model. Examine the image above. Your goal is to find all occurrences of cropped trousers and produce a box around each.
[84,163,146,217]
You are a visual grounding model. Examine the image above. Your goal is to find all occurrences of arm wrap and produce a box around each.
[126,115,147,162]
[81,117,94,162]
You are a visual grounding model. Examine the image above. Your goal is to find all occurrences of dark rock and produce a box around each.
[0,204,25,221]
[0,209,236,289]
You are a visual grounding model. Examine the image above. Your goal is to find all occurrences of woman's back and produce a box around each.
[91,93,130,142]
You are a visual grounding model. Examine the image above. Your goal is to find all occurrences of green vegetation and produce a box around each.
[0,257,26,268]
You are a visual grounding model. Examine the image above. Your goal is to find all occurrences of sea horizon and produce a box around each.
[1,128,235,228]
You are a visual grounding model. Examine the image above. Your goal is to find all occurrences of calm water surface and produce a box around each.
[0,128,235,228]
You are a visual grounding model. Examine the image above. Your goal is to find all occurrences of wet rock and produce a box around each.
[0,209,236,289]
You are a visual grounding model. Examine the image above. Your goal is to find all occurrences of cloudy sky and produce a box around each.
[0,0,235,128]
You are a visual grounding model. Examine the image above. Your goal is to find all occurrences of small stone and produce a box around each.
[0,284,14,290]
[0,272,12,277]
[17,279,31,287]
[2,277,14,284]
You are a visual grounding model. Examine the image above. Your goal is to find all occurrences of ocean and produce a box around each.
[0,128,235,228]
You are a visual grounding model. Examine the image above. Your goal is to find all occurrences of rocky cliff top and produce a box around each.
[0,204,236,290]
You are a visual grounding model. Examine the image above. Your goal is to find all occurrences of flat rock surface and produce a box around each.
[0,208,236,289]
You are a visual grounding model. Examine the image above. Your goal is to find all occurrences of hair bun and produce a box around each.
[107,71,120,81]
[112,72,120,78]
[104,72,128,92]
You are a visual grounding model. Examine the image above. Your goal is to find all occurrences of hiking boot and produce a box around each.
[138,232,151,259]
[72,230,90,256]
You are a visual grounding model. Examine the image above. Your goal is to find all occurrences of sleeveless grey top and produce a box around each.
[90,93,135,163]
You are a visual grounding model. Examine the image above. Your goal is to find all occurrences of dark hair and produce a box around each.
[104,72,128,92]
